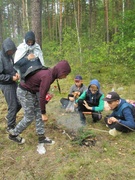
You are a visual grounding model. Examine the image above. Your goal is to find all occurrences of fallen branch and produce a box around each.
[62,130,72,140]
[88,128,108,133]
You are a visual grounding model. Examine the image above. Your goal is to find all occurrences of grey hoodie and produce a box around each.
[0,38,17,84]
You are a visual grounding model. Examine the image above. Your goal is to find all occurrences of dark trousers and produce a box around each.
[104,116,132,133]
[0,83,21,128]
[78,99,102,122]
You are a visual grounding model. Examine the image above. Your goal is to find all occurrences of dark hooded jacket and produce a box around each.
[19,60,71,114]
[0,38,17,84]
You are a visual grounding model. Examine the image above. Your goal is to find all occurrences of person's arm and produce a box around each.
[33,43,45,66]
[39,75,51,115]
[92,94,105,112]
[0,56,17,83]
[14,57,29,68]
[118,108,135,128]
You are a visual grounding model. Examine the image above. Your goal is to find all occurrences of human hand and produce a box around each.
[74,92,80,97]
[83,100,91,110]
[74,103,78,108]
[27,53,36,60]
[107,117,118,124]
[15,73,20,80]
[69,97,75,101]
[42,114,48,122]
[12,73,20,81]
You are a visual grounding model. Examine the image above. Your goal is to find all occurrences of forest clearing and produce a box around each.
[1,80,135,180]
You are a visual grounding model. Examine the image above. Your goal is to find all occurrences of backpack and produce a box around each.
[22,65,48,80]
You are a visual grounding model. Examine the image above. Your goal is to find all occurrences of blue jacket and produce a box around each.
[110,99,135,129]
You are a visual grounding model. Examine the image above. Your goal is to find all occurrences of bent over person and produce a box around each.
[0,38,21,131]
[8,60,71,145]
[103,92,135,137]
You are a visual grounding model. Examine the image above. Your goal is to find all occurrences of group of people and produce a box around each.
[0,31,71,144]
[0,31,135,147]
[60,75,135,137]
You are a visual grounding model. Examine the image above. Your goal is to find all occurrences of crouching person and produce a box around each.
[75,79,104,125]
[103,92,135,137]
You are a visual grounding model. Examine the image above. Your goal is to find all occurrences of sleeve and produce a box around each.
[0,57,13,83]
[92,94,105,112]
[39,76,51,114]
[33,43,45,66]
[118,107,135,128]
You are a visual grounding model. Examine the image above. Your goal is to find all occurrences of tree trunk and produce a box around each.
[31,0,42,47]
[0,4,3,47]
[73,0,82,64]
[104,0,109,43]
[59,0,63,48]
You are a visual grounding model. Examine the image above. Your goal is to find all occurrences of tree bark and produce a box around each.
[31,0,42,47]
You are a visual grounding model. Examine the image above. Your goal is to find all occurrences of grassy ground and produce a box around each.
[0,78,135,180]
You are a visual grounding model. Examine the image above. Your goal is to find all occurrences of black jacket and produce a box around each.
[0,38,17,84]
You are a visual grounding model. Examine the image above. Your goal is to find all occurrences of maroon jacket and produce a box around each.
[20,60,71,114]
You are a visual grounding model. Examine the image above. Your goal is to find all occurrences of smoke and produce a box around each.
[56,111,84,132]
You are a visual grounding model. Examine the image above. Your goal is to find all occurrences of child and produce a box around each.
[76,79,104,124]
[14,31,44,79]
[0,38,21,131]
[103,92,135,137]
[60,75,87,112]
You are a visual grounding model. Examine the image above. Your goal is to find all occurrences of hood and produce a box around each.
[88,79,100,90]
[52,60,71,79]
[25,31,35,45]
[2,37,17,54]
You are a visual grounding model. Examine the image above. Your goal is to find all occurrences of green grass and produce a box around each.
[1,63,135,180]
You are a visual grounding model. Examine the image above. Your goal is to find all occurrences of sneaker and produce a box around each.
[9,134,25,144]
[39,137,55,145]
[109,128,122,137]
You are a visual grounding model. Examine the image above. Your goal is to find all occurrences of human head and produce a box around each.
[88,79,100,94]
[53,60,71,79]
[103,92,120,110]
[74,75,83,87]
[25,31,35,46]
[2,37,17,56]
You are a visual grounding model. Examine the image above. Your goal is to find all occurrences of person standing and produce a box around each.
[8,60,71,145]
[14,31,45,78]
[0,38,21,131]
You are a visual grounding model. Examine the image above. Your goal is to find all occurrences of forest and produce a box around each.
[0,0,135,85]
